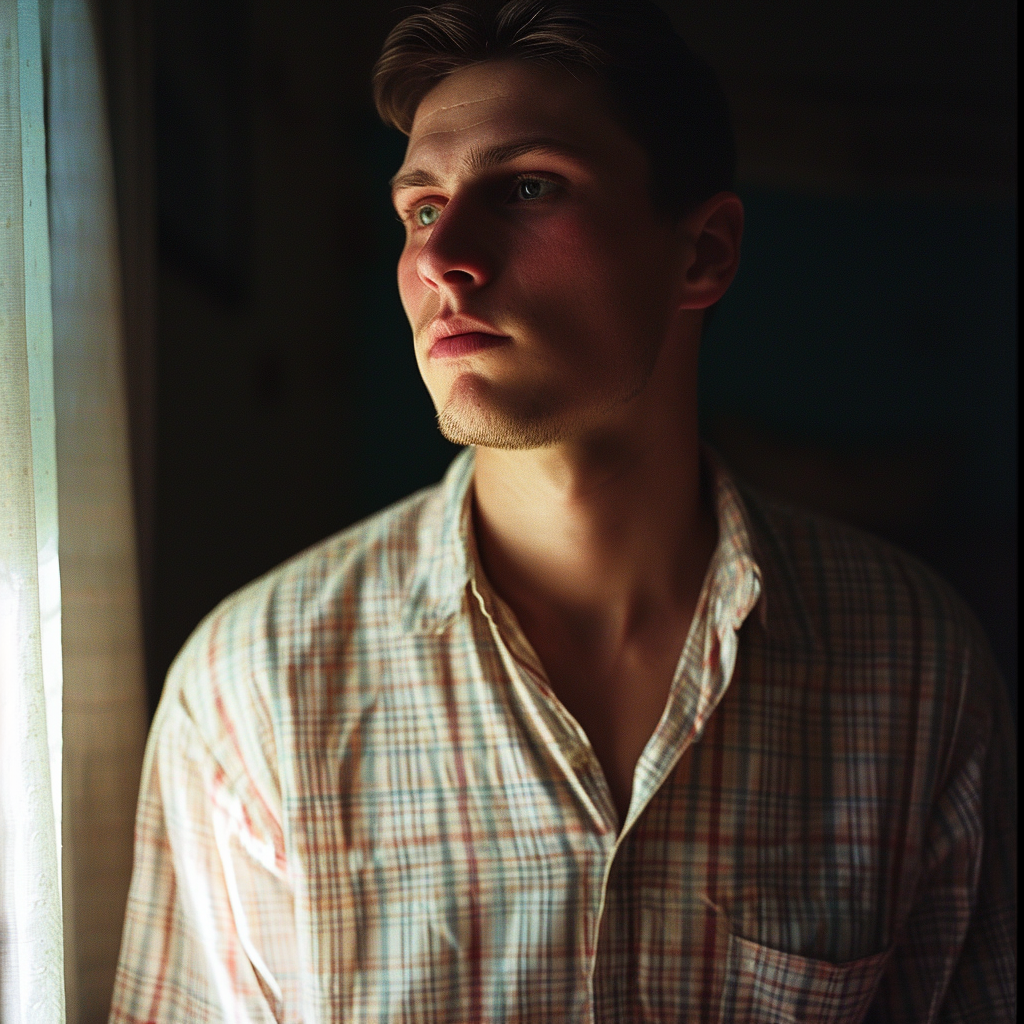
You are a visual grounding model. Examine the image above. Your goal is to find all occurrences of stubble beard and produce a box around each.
[435,391,568,450]
[434,356,659,451]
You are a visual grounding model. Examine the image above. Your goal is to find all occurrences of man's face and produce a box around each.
[393,60,689,450]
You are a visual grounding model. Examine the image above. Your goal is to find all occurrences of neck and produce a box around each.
[471,358,716,648]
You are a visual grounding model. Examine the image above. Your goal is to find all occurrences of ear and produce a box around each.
[676,191,744,310]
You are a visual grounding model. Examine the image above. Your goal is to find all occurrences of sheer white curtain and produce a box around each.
[1,0,66,1019]
[48,0,149,1018]
[1,0,149,1019]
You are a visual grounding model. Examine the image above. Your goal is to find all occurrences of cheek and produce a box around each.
[515,216,647,322]
[509,215,675,380]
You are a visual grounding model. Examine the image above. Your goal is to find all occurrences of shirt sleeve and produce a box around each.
[109,697,301,1024]
[866,636,1017,1023]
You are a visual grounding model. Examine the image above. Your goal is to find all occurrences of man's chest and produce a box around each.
[285,750,896,1023]
[280,652,907,1022]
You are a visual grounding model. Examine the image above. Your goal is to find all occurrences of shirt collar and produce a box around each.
[402,445,789,644]
[401,447,476,634]
[704,446,820,649]
[702,447,766,638]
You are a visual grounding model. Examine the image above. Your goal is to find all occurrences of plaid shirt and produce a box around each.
[111,448,1015,1023]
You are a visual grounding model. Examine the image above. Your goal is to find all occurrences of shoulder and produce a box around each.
[737,485,1004,746]
[740,483,986,664]
[738,483,1008,799]
[153,480,448,777]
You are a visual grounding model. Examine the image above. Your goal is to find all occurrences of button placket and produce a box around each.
[470,576,618,834]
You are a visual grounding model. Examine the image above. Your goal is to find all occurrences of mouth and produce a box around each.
[428,331,510,359]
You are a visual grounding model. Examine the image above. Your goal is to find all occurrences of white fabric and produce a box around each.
[0,0,66,1020]
[47,0,150,1019]
[1,0,149,1018]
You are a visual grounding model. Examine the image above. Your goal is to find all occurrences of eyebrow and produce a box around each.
[389,138,583,197]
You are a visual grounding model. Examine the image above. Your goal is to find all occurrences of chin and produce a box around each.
[434,375,570,450]
[436,402,564,450]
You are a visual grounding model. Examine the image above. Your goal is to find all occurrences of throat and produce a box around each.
[525,609,694,826]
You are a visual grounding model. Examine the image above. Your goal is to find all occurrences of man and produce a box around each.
[110,2,1015,1021]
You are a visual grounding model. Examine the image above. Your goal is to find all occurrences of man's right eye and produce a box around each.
[414,204,441,227]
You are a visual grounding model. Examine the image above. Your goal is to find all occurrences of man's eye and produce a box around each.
[513,178,556,202]
[415,204,441,227]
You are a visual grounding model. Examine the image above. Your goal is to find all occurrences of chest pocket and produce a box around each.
[720,932,891,1023]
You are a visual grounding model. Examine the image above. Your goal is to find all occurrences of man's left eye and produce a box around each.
[513,178,556,202]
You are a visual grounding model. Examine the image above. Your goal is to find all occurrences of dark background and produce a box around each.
[98,0,1016,718]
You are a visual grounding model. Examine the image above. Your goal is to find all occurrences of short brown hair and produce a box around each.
[373,0,736,221]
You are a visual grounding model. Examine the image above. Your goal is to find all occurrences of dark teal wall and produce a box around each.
[701,190,1015,487]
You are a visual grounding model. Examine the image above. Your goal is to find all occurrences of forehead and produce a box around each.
[400,60,631,174]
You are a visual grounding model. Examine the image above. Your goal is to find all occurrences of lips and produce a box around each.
[429,332,509,358]
[426,316,510,359]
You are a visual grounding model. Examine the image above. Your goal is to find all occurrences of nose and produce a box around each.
[414,198,494,294]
